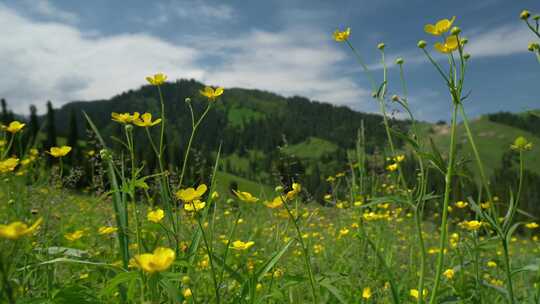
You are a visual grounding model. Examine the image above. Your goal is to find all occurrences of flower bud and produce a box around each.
[185,97,192,103]
[391,94,400,102]
[460,38,468,45]
[181,276,191,285]
[100,149,112,160]
[417,40,427,49]
[520,10,530,20]
[463,53,471,60]
[377,42,385,50]
[528,42,540,52]
[371,92,377,98]
[274,185,284,192]
[395,57,404,65]
[451,27,461,36]
[534,15,540,21]
[124,124,133,132]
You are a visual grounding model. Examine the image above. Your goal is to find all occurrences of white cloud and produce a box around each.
[467,23,531,57]
[0,4,372,114]
[0,4,204,113]
[197,28,372,108]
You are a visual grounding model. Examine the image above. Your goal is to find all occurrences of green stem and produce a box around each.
[283,200,317,303]
[458,105,493,204]
[195,213,220,304]
[502,239,515,304]
[429,103,459,304]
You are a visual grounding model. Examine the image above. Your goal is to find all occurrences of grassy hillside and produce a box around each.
[427,116,540,175]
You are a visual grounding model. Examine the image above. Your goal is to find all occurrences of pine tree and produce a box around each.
[67,109,79,164]
[1,98,7,123]
[45,101,57,150]
[28,105,39,146]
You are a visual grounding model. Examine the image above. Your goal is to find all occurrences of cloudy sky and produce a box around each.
[0,0,539,121]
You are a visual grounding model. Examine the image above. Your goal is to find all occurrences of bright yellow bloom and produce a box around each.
[443,269,455,279]
[455,201,468,208]
[0,218,42,240]
[410,288,428,299]
[184,200,206,212]
[526,222,539,229]
[200,86,224,100]
[64,230,84,241]
[233,190,258,203]
[462,220,482,231]
[5,121,25,134]
[111,112,140,124]
[48,146,72,158]
[0,157,19,173]
[362,287,372,299]
[487,261,497,268]
[386,163,398,172]
[183,288,192,298]
[265,196,284,209]
[434,35,459,54]
[146,73,168,86]
[286,182,302,200]
[230,240,255,251]
[333,27,351,42]
[395,155,405,163]
[338,228,350,237]
[98,226,118,235]
[134,113,162,127]
[176,184,207,202]
[130,247,175,273]
[424,17,456,36]
[147,208,165,223]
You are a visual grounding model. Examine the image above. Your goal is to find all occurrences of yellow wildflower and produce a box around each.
[64,230,84,241]
[424,17,456,36]
[230,240,255,251]
[434,35,459,54]
[395,155,405,162]
[134,113,161,127]
[147,208,165,223]
[176,184,207,202]
[265,196,284,209]
[183,288,192,298]
[0,157,19,173]
[184,200,206,212]
[48,146,72,158]
[410,288,428,299]
[362,287,372,299]
[443,269,455,279]
[200,86,224,100]
[0,218,42,240]
[333,27,351,42]
[233,190,258,203]
[111,112,140,124]
[286,182,302,200]
[98,226,117,235]
[146,73,168,86]
[130,247,175,273]
[487,261,497,268]
[462,220,482,231]
[526,222,539,229]
[386,163,398,172]
[5,121,25,134]
[455,201,468,208]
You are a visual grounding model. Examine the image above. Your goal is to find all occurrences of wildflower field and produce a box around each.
[1,10,540,304]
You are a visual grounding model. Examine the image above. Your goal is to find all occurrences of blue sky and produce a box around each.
[0,0,538,121]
